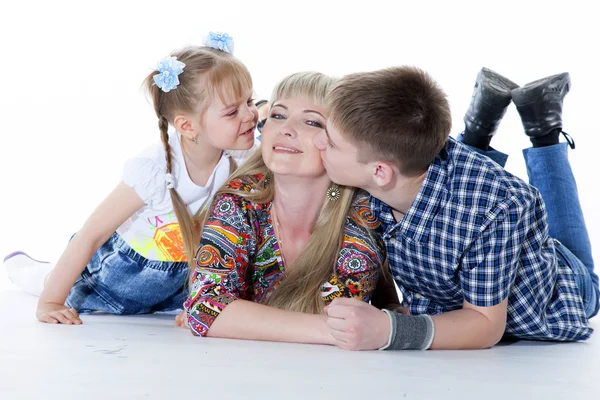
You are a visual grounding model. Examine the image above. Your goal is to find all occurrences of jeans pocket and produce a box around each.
[554,240,597,318]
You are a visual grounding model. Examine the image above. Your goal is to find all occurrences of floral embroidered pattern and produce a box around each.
[184,176,385,336]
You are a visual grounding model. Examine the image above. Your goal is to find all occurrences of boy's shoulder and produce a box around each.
[444,138,540,205]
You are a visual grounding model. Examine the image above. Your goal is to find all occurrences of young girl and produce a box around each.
[4,32,259,325]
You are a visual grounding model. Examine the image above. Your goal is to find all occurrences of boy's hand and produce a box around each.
[325,297,390,351]
[36,302,82,325]
[382,303,410,315]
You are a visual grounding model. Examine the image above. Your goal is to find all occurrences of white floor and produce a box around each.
[0,271,598,400]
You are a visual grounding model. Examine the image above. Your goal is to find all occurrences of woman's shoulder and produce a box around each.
[341,190,386,267]
[208,175,269,232]
[348,189,380,230]
[209,174,267,213]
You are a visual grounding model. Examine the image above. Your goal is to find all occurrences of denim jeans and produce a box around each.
[66,232,188,314]
[459,135,599,319]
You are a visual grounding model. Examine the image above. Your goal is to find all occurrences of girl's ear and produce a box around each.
[174,114,197,141]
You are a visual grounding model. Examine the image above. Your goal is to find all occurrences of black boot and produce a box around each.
[511,72,574,149]
[462,68,520,150]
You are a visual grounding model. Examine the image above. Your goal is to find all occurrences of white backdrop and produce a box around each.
[1,0,598,266]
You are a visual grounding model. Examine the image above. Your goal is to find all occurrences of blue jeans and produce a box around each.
[65,232,188,314]
[459,135,599,318]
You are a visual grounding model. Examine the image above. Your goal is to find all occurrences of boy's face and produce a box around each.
[313,120,370,189]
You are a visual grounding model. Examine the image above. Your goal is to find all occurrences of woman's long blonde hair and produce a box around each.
[196,72,363,314]
[143,46,252,264]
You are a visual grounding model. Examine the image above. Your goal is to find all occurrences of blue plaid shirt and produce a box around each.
[372,138,592,341]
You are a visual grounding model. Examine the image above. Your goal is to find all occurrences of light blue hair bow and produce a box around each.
[153,56,186,93]
[203,32,234,53]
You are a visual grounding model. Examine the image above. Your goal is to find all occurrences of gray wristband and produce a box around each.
[379,310,435,351]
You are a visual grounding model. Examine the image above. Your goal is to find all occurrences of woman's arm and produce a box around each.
[206,300,333,345]
[37,182,144,324]
[185,191,336,345]
[179,293,334,345]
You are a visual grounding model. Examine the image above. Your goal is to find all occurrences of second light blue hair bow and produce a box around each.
[204,31,234,53]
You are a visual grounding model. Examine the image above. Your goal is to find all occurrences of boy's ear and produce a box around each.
[371,161,396,188]
[174,114,197,140]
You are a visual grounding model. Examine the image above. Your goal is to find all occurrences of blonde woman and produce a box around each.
[179,72,395,345]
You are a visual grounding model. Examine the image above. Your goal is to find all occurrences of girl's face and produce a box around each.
[200,88,258,151]
[260,97,328,178]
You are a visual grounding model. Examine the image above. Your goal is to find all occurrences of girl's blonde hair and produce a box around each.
[144,46,252,264]
[197,72,364,314]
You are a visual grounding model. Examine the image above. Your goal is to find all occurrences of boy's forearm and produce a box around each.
[430,307,506,350]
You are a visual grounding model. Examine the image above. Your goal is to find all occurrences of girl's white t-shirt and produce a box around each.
[117,132,258,262]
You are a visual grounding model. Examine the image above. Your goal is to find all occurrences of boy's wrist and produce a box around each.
[377,309,395,349]
[378,311,435,351]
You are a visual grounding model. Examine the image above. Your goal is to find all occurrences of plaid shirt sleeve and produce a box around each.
[460,194,535,307]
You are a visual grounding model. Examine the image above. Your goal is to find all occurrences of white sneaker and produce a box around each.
[3,251,54,296]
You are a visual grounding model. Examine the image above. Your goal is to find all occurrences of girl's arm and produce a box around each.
[37,182,144,324]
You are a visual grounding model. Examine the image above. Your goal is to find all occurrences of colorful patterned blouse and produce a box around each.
[184,176,385,336]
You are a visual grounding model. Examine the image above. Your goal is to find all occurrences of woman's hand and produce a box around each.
[36,302,82,325]
[175,311,189,328]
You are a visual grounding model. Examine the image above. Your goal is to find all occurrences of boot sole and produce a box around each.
[479,68,520,108]
[512,72,570,106]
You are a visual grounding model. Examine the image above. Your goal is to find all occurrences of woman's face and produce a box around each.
[261,97,328,178]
